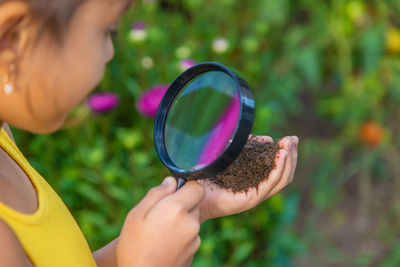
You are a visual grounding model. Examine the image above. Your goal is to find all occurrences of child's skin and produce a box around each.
[0,0,299,266]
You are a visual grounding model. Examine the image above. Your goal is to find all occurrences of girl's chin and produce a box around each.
[19,114,68,134]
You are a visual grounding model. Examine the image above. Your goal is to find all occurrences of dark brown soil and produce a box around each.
[206,136,279,193]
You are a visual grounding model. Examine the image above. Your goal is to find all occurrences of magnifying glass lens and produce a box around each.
[165,71,240,172]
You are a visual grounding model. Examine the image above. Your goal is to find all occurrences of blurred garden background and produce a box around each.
[12,0,400,266]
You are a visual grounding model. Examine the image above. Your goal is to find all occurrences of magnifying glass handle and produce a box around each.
[176,178,187,190]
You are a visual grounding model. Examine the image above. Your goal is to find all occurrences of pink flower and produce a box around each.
[197,93,240,167]
[88,93,119,113]
[136,85,169,118]
[179,59,196,71]
[130,21,148,42]
[132,21,147,31]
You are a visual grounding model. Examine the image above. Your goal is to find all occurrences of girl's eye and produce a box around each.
[107,23,118,38]
[110,29,118,38]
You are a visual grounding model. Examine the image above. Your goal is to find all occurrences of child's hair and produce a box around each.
[5,0,85,40]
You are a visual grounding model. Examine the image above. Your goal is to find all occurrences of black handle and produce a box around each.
[176,178,187,190]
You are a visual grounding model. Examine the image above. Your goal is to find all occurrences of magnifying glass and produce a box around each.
[154,62,255,189]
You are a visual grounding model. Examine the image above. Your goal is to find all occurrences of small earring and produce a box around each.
[3,64,15,96]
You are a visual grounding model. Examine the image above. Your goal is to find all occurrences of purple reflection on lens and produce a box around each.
[197,93,240,167]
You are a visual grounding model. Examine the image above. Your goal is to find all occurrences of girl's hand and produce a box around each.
[116,178,205,267]
[198,136,298,222]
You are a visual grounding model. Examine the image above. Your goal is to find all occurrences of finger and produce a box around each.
[258,135,274,143]
[249,135,274,143]
[292,135,299,150]
[266,145,293,199]
[278,137,295,178]
[266,151,293,198]
[135,177,176,217]
[185,256,194,267]
[190,206,200,222]
[182,235,201,267]
[253,148,289,206]
[278,136,292,150]
[266,136,298,198]
[188,235,201,257]
[284,136,298,184]
[168,181,205,211]
[288,136,299,182]
[248,135,257,141]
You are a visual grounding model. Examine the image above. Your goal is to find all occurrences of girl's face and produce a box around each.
[0,0,131,133]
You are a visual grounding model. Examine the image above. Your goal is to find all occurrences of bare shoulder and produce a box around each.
[0,218,33,267]
[1,123,16,143]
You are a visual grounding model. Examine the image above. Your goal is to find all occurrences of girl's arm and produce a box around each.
[0,126,32,266]
[0,123,119,267]
[0,218,33,267]
[0,123,117,266]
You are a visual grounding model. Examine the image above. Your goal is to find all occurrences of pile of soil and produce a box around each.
[206,136,279,193]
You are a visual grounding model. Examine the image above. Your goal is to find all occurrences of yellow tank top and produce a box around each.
[0,129,97,267]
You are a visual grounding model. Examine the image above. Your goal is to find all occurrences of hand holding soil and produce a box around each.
[197,135,298,222]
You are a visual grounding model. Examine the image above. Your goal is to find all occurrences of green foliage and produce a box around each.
[12,0,400,265]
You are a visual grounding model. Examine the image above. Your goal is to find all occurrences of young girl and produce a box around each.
[0,0,299,266]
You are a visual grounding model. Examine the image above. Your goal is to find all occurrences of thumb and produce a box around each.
[135,177,177,217]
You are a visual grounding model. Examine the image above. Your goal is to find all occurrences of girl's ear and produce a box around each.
[0,1,31,67]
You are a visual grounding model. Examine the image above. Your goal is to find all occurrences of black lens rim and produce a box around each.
[154,62,254,180]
